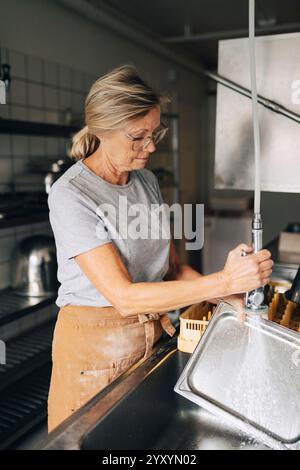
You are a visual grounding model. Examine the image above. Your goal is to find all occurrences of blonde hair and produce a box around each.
[71,65,170,161]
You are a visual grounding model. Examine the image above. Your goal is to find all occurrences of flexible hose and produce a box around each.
[249,0,261,216]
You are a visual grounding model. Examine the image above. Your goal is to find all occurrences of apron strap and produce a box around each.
[138,313,176,359]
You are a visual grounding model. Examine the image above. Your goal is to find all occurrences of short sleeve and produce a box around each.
[48,186,111,259]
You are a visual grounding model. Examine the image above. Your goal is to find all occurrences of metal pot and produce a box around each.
[12,235,59,297]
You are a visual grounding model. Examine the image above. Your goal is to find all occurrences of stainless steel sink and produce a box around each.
[81,350,268,450]
[42,335,269,450]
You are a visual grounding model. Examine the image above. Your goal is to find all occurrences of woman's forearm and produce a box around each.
[175,264,246,307]
[119,271,228,316]
[175,263,220,303]
[175,263,202,281]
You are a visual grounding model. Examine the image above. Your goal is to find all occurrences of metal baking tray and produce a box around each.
[175,301,300,450]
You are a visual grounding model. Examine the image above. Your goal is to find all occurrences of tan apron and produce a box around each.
[47,305,175,433]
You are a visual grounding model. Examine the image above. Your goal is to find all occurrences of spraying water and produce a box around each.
[189,312,300,447]
[228,316,300,444]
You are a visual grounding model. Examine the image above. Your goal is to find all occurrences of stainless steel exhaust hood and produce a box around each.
[214,32,300,193]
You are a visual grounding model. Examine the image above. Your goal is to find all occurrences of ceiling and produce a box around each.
[93,0,300,68]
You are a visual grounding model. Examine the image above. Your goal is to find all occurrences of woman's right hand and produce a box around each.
[220,244,273,296]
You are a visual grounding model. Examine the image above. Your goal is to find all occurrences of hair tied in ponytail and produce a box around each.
[71,126,100,160]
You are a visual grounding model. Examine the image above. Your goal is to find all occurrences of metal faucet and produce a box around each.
[244,214,268,315]
[0,80,5,104]
[0,46,11,104]
[244,2,268,316]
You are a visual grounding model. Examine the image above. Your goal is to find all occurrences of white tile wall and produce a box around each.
[85,75,94,91]
[0,105,10,119]
[11,134,29,157]
[45,110,60,124]
[0,47,96,291]
[45,137,59,157]
[12,79,27,106]
[27,56,43,82]
[44,62,58,87]
[9,50,26,79]
[28,136,46,156]
[10,104,27,121]
[59,66,72,89]
[0,159,12,183]
[58,89,71,110]
[45,86,58,110]
[28,83,44,108]
[73,92,85,114]
[58,138,69,156]
[0,134,11,157]
[28,108,45,123]
[13,157,28,176]
[73,71,85,91]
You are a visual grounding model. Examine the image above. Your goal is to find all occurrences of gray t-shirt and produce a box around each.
[48,159,171,307]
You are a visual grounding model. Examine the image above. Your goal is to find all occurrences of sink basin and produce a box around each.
[42,334,269,450]
[175,302,300,450]
[81,350,268,450]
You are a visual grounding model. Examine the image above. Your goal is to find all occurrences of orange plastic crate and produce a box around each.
[178,302,214,353]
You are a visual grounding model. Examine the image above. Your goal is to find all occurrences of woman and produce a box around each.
[47,65,273,432]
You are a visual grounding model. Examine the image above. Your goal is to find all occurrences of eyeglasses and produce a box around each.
[125,122,168,151]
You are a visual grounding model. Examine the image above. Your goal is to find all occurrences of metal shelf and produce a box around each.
[0,311,56,449]
[0,118,78,137]
[0,115,176,139]
[0,362,52,449]
[0,193,50,230]
[0,319,55,448]
[0,319,55,393]
[0,211,49,230]
[0,288,55,327]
